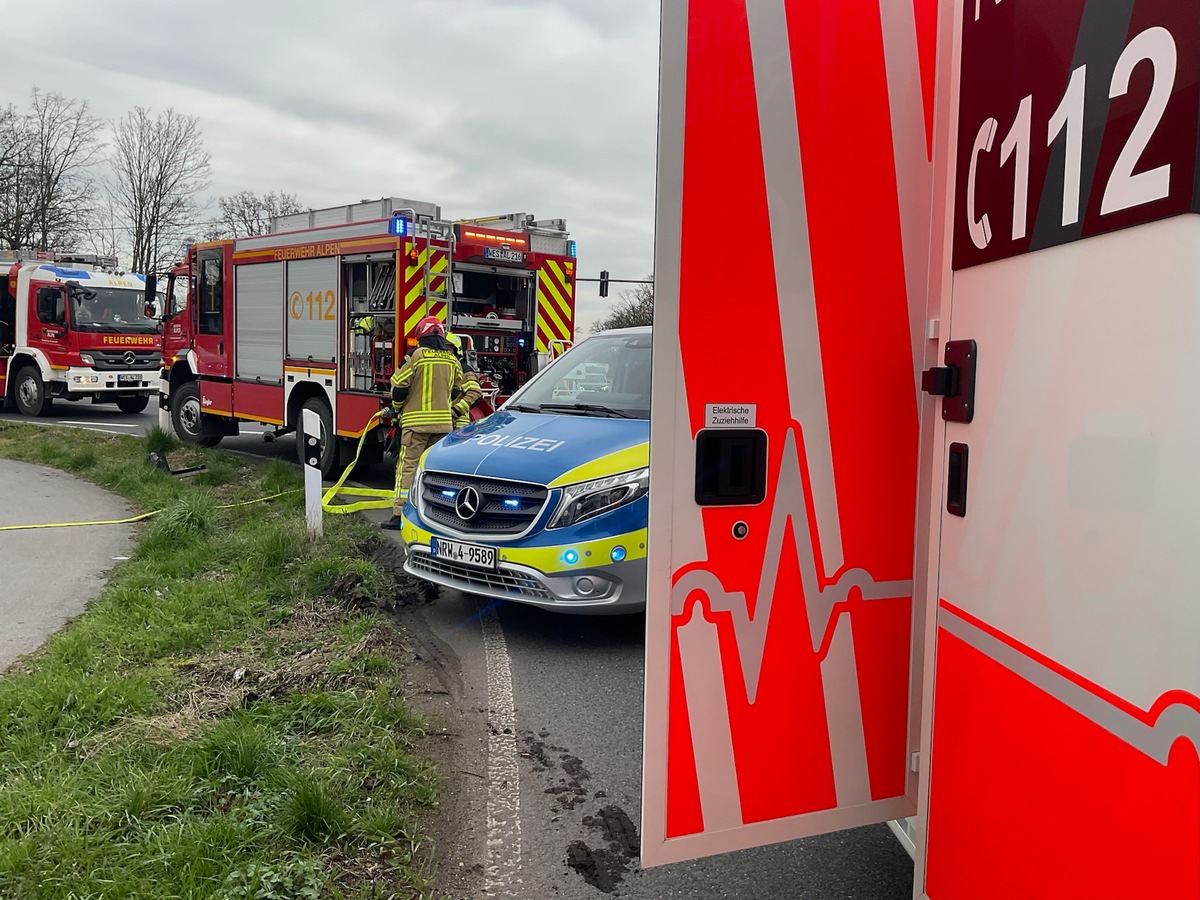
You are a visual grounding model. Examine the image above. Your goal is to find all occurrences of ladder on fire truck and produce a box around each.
[406,213,457,329]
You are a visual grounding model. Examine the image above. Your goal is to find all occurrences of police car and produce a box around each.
[399,327,651,614]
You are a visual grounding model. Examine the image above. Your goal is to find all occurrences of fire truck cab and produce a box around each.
[1,250,160,417]
[159,198,576,476]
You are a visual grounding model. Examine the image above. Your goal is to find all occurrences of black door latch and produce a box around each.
[921,339,976,424]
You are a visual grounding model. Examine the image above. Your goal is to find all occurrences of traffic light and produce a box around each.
[599,269,610,298]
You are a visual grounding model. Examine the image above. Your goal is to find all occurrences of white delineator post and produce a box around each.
[158,369,171,433]
[302,408,323,538]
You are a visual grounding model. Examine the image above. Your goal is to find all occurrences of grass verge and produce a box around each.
[0,422,441,899]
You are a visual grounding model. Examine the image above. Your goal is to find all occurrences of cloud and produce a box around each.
[2,0,659,333]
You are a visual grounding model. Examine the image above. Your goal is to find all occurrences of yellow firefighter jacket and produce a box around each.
[390,346,464,433]
[453,363,484,429]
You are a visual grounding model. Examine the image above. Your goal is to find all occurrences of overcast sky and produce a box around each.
[2,0,660,334]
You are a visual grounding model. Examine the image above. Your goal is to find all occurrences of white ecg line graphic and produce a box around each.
[672,426,913,828]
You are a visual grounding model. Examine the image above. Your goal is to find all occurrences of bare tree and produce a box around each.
[0,89,102,251]
[207,190,305,239]
[593,276,654,331]
[0,103,31,249]
[108,106,211,273]
[85,195,123,264]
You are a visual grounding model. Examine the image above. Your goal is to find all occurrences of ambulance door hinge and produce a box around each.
[921,338,976,424]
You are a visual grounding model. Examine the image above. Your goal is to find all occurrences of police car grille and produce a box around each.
[91,350,162,370]
[407,551,551,601]
[420,471,547,536]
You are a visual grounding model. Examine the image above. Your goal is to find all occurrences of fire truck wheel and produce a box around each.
[14,366,52,417]
[171,381,222,448]
[115,395,150,415]
[296,397,336,477]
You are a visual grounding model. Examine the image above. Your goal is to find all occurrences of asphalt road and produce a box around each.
[412,592,916,900]
[1,404,917,897]
[0,403,298,460]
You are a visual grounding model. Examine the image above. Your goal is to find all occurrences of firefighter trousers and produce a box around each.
[394,428,443,514]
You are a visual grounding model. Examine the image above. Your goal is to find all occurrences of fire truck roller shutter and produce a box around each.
[285,257,338,363]
[235,262,284,382]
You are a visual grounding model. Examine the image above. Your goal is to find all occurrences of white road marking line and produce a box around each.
[478,601,523,896]
[59,422,140,428]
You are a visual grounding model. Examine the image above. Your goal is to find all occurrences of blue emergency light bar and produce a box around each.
[567,240,577,258]
[389,214,409,237]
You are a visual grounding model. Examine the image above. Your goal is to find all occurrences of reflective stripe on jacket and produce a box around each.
[453,364,484,429]
[390,347,463,432]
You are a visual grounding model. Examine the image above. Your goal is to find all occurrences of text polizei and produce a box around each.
[470,434,565,453]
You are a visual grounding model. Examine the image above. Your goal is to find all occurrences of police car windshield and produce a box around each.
[511,332,651,419]
[69,284,157,333]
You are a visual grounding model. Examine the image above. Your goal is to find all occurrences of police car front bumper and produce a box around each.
[403,541,646,614]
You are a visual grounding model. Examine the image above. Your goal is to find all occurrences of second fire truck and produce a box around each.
[159,197,577,475]
[1,249,160,417]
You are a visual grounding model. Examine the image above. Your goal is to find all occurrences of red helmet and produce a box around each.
[414,315,445,338]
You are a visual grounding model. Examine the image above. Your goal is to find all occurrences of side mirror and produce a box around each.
[143,274,157,317]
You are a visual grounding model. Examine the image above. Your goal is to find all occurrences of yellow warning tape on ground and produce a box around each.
[320,411,395,515]
[0,412,394,531]
[0,491,301,533]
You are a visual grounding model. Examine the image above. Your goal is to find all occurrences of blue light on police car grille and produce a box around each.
[504,499,521,508]
[389,215,408,236]
[567,240,577,258]
[610,546,626,563]
[562,549,579,565]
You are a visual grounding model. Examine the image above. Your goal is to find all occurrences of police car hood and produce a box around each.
[426,410,649,487]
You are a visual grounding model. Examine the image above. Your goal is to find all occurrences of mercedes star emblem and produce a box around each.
[123,350,137,366]
[455,486,481,521]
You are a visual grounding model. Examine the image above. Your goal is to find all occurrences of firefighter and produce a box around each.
[380,315,463,530]
[445,332,483,430]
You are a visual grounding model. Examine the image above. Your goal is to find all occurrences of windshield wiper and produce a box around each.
[539,402,633,419]
[506,403,542,413]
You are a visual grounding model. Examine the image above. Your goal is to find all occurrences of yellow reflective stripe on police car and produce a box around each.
[402,518,647,571]
[548,442,649,488]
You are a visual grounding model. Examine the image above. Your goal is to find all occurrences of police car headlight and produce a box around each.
[548,468,648,529]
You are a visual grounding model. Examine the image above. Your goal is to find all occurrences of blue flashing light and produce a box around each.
[45,266,90,279]
[440,489,457,499]
[388,214,409,236]
[503,499,521,509]
[610,546,626,563]
[567,240,577,258]
[517,337,526,348]
[562,549,579,565]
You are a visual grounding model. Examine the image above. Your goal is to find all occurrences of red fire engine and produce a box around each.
[1,249,160,417]
[643,0,1199,897]
[159,197,576,475]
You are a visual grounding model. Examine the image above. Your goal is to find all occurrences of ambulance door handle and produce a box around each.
[947,442,968,517]
[922,339,977,424]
